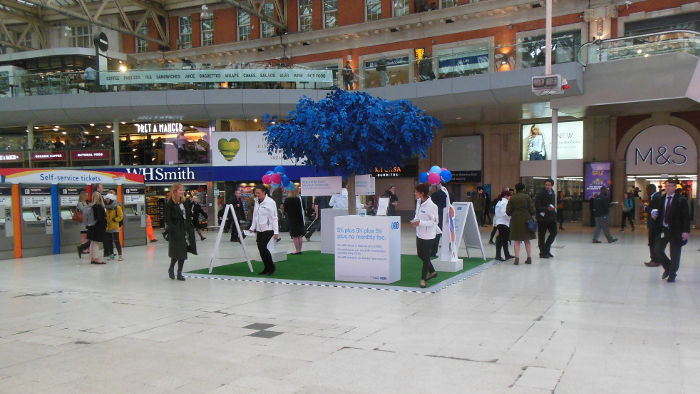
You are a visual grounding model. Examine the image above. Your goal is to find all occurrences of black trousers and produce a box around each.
[489,226,497,242]
[647,226,657,260]
[495,224,511,258]
[431,233,442,256]
[417,237,435,280]
[654,228,683,276]
[256,230,275,272]
[537,220,557,255]
[557,209,565,229]
[621,211,635,229]
[104,232,122,256]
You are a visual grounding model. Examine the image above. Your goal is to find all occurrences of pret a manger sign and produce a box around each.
[626,125,697,175]
[134,123,184,134]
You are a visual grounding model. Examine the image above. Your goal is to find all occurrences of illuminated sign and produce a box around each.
[134,122,184,134]
[415,48,425,60]
[521,121,583,161]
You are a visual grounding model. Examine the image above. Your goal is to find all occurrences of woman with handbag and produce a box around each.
[506,183,536,265]
[165,183,198,281]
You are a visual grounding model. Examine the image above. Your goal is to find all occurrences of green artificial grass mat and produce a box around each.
[189,250,490,288]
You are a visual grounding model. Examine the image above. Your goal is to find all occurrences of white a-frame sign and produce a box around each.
[208,204,253,274]
[452,201,486,261]
[433,186,464,272]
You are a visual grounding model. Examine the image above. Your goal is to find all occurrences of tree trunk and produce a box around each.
[347,174,356,215]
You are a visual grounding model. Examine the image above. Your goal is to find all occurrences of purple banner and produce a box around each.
[584,162,612,200]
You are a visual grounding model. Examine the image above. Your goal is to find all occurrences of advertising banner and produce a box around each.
[212,132,300,167]
[71,150,110,161]
[31,151,67,161]
[100,68,333,86]
[300,176,342,196]
[334,215,401,284]
[584,162,612,200]
[625,125,697,175]
[521,121,583,161]
[443,135,482,172]
[0,169,144,185]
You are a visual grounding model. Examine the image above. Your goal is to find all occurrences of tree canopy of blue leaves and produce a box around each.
[264,89,442,176]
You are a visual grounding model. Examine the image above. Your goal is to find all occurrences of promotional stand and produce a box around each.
[320,208,348,254]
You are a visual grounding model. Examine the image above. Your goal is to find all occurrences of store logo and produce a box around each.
[125,167,196,182]
[134,122,183,134]
[634,145,688,166]
[391,221,399,229]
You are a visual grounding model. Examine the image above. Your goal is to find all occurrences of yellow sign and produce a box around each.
[414,48,425,60]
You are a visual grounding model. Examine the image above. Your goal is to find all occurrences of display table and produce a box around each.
[334,215,401,284]
[320,208,348,254]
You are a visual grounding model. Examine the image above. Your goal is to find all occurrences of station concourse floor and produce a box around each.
[1,224,699,393]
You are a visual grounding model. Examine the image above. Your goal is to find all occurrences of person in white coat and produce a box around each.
[412,184,441,288]
[250,185,279,275]
[494,190,514,261]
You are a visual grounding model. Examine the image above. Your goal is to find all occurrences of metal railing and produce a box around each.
[578,30,700,66]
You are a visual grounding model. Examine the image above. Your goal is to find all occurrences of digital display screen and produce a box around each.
[521,121,583,161]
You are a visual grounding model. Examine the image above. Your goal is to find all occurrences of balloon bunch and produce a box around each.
[419,165,452,185]
[262,166,295,190]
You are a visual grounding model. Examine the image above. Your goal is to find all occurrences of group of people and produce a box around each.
[76,183,124,264]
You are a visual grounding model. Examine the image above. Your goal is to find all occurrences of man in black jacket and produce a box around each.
[534,179,558,258]
[592,187,618,244]
[650,180,690,283]
[430,184,455,257]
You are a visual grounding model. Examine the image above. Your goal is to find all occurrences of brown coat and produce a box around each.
[506,191,536,241]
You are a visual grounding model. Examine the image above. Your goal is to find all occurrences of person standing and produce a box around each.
[412,184,439,288]
[165,183,198,281]
[381,185,399,216]
[556,191,566,230]
[620,192,635,232]
[190,195,208,241]
[493,191,513,261]
[592,187,618,244]
[535,179,558,258]
[103,193,124,261]
[87,192,107,265]
[76,191,90,259]
[249,185,279,275]
[283,188,305,255]
[230,189,247,243]
[650,180,690,283]
[506,183,536,265]
[643,184,662,267]
[473,187,486,227]
[483,192,492,226]
[342,61,354,90]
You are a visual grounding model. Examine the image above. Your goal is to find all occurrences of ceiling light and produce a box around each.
[120,122,126,125]
[106,125,112,128]
[84,131,89,134]
[253,118,258,122]
[54,125,60,128]
[33,126,39,129]
[89,123,95,126]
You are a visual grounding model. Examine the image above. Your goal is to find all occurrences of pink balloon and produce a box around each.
[262,174,272,184]
[270,173,282,184]
[441,167,447,172]
[428,172,441,185]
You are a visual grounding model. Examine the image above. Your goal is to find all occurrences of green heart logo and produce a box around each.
[218,138,240,161]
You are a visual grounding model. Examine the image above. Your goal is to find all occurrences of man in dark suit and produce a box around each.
[643,184,662,267]
[651,180,691,283]
[534,178,557,258]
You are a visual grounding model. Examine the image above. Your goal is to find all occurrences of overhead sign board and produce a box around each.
[100,68,333,86]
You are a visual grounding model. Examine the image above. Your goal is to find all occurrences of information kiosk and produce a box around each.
[0,187,14,259]
[122,186,147,246]
[58,186,82,253]
[20,186,53,257]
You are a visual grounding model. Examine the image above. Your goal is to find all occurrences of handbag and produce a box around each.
[526,217,537,233]
[72,209,83,223]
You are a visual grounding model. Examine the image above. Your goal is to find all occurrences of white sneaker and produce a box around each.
[118,255,123,261]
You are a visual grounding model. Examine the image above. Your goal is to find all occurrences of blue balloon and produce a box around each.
[419,172,429,183]
[286,182,296,191]
[265,170,274,176]
[440,169,452,183]
[281,174,290,185]
[274,166,285,174]
[430,165,442,174]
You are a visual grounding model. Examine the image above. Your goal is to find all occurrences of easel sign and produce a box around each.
[208,203,253,273]
[452,202,486,260]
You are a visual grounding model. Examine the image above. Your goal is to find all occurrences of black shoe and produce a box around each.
[539,254,550,258]
[667,274,676,283]
[504,254,514,260]
[267,265,276,275]
[495,256,505,261]
[200,237,206,241]
[168,268,175,280]
[176,275,186,281]
[150,239,158,243]
[77,246,82,259]
[546,252,554,258]
[525,258,532,264]
[662,270,670,280]
[592,240,602,243]
[609,238,618,243]
[258,269,269,275]
[488,240,495,245]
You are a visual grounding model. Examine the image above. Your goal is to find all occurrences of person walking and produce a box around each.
[190,195,208,241]
[103,193,124,261]
[230,189,247,243]
[506,183,535,265]
[592,187,618,244]
[412,184,439,288]
[643,184,662,267]
[493,191,513,261]
[650,180,691,283]
[250,185,279,275]
[535,179,558,258]
[76,191,90,259]
[165,183,198,281]
[283,188,305,255]
[87,192,107,264]
[620,192,635,232]
[556,191,566,230]
[382,185,399,217]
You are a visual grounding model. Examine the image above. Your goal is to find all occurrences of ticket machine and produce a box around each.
[20,186,54,257]
[0,186,14,259]
[122,186,147,246]
[58,186,82,253]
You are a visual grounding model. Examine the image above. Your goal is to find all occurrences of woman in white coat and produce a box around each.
[250,185,279,275]
[412,184,440,288]
[494,190,514,261]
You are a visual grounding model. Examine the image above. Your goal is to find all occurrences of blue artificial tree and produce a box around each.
[264,89,442,214]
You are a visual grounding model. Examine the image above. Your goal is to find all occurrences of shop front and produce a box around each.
[118,120,212,166]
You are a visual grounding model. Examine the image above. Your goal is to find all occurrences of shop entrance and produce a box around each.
[145,184,208,229]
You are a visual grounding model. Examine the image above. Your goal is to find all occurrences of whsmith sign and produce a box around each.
[100,68,333,86]
[626,125,698,175]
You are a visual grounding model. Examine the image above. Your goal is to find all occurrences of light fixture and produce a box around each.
[253,118,258,122]
[271,121,276,125]
[54,125,60,128]
[84,131,89,134]
[120,122,126,125]
[118,64,128,73]
[106,125,112,128]
[33,126,39,129]
[96,136,100,139]
[89,123,95,126]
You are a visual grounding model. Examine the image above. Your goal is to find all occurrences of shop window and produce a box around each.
[435,45,490,78]
[0,127,27,168]
[323,0,338,29]
[362,55,410,88]
[238,10,251,41]
[135,24,148,53]
[519,30,581,68]
[298,0,313,32]
[625,11,700,36]
[71,26,92,48]
[30,124,114,167]
[366,0,382,21]
[441,0,458,8]
[392,0,409,17]
[261,3,275,38]
[201,14,214,46]
[178,16,192,49]
[119,122,211,166]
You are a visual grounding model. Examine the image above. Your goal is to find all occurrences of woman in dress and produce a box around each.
[494,190,514,261]
[249,185,279,275]
[506,183,536,265]
[87,192,107,264]
[412,184,440,288]
[165,183,197,281]
[283,188,305,255]
[527,125,547,160]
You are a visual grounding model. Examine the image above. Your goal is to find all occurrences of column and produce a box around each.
[113,121,120,165]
